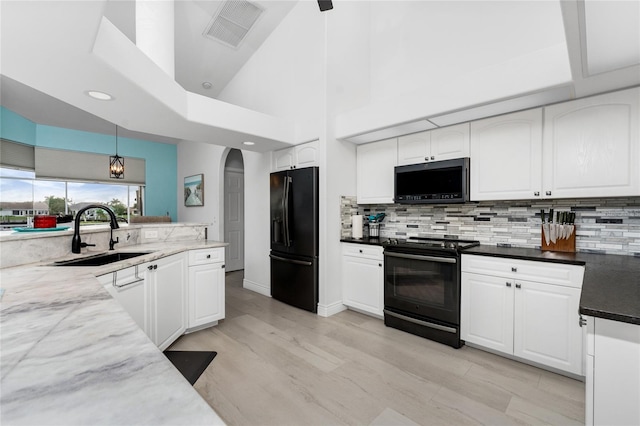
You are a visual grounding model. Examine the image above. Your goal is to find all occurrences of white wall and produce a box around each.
[218,0,324,143]
[240,150,271,296]
[177,140,270,296]
[176,139,226,240]
[333,1,571,138]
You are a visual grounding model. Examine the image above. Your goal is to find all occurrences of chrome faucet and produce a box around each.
[71,204,120,254]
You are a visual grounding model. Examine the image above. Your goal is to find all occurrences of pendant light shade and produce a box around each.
[110,125,125,179]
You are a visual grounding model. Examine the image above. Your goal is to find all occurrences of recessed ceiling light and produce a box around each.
[87,90,113,101]
[243,141,255,146]
[202,82,212,89]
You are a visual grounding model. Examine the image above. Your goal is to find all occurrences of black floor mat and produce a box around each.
[163,350,217,385]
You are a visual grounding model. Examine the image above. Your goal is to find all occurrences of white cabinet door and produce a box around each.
[592,318,640,426]
[513,280,583,375]
[343,254,384,317]
[272,148,294,172]
[148,253,187,351]
[188,263,225,328]
[542,88,640,199]
[470,108,543,201]
[271,141,319,172]
[397,124,470,166]
[357,138,398,204]
[461,272,514,354]
[397,131,430,166]
[295,140,319,168]
[430,123,470,161]
[100,266,149,335]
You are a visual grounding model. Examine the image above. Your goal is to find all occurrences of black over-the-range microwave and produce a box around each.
[394,157,470,204]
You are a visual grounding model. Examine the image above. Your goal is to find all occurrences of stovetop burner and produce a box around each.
[385,236,480,252]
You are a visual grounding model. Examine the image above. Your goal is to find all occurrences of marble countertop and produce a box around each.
[0,240,227,425]
[340,238,640,326]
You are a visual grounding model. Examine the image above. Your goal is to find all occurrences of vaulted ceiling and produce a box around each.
[1,0,638,150]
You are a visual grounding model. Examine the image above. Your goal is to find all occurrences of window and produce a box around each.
[0,167,144,228]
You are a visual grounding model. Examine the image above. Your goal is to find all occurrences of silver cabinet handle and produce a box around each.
[506,282,512,287]
[511,267,517,272]
[206,254,211,259]
[430,156,435,160]
[546,191,552,196]
[515,283,521,289]
[579,316,587,327]
[424,157,429,161]
[534,191,540,196]
[112,271,144,289]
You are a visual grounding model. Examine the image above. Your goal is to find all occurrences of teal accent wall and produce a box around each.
[0,107,37,144]
[0,107,177,220]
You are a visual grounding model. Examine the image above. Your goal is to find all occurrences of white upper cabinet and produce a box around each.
[357,138,397,204]
[470,109,543,201]
[470,87,640,201]
[397,123,470,166]
[430,123,470,161]
[397,131,430,165]
[271,140,319,172]
[542,88,640,199]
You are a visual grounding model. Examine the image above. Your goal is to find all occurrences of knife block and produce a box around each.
[541,225,576,253]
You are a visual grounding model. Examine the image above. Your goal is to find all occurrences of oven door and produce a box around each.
[384,250,460,325]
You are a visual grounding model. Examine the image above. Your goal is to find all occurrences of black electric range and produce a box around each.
[382,236,479,348]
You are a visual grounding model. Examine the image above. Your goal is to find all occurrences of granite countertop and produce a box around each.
[340,238,640,326]
[0,240,227,425]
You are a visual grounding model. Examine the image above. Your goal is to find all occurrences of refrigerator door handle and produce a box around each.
[283,176,291,247]
[269,254,312,266]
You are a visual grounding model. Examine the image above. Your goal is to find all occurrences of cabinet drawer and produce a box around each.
[188,248,224,266]
[342,243,383,260]
[462,254,584,288]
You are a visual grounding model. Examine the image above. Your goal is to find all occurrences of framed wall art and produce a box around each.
[184,174,204,207]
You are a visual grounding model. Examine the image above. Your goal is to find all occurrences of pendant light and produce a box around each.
[109,125,125,179]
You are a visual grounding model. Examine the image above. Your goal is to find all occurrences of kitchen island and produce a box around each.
[0,240,227,425]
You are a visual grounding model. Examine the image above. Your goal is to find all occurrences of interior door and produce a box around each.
[224,169,244,271]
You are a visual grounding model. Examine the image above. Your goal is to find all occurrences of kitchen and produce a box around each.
[1,0,640,425]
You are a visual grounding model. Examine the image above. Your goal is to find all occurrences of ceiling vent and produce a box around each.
[203,0,264,48]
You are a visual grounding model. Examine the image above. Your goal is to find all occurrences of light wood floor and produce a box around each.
[168,271,585,426]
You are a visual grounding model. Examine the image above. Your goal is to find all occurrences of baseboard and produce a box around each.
[243,278,271,297]
[317,301,347,317]
[463,341,585,381]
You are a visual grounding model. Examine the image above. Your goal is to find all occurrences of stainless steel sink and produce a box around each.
[53,252,153,267]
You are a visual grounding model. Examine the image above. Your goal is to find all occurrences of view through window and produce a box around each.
[0,167,144,228]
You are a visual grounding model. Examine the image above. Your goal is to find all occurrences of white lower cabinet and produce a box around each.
[100,249,226,351]
[99,264,149,335]
[188,248,225,330]
[147,253,187,351]
[342,243,384,317]
[586,316,640,426]
[461,254,585,375]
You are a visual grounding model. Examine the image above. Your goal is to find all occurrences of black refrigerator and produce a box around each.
[270,167,319,313]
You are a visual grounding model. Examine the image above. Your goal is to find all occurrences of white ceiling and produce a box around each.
[1,0,639,149]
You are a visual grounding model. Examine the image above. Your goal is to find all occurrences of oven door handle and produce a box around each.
[384,252,457,264]
[384,310,457,334]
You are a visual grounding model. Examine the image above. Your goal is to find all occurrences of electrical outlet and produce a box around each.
[145,230,158,239]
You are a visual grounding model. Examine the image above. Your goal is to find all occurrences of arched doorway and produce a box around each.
[223,149,244,271]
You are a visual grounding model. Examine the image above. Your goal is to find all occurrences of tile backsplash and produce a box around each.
[341,196,640,256]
